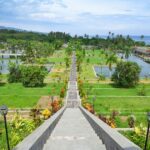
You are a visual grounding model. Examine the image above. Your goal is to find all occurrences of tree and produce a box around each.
[8,63,22,83]
[106,53,117,76]
[124,46,131,59]
[112,61,141,87]
[21,66,48,87]
[64,57,70,68]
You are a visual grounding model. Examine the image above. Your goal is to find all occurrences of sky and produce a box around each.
[0,0,150,35]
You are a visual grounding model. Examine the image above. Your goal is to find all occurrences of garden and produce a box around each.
[76,46,150,149]
[1,30,150,149]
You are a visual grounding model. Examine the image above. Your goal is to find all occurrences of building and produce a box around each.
[134,47,150,56]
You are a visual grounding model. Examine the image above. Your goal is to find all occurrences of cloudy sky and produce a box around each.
[0,0,150,35]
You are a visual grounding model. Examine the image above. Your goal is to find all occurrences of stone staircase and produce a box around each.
[43,52,106,149]
[14,52,141,150]
[43,108,106,150]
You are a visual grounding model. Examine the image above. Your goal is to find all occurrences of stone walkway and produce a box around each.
[43,52,106,150]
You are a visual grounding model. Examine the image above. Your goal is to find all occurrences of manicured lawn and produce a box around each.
[83,83,150,127]
[48,57,65,63]
[46,63,70,82]
[45,50,71,82]
[84,83,150,96]
[47,50,67,63]
[79,64,96,80]
[0,83,64,108]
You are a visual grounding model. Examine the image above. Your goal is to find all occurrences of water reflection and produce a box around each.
[94,54,150,78]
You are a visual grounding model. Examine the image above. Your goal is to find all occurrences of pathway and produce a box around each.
[43,52,106,150]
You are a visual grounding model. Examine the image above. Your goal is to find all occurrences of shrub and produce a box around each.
[21,66,48,87]
[60,87,65,98]
[42,108,51,119]
[97,74,106,81]
[84,103,94,114]
[51,99,61,113]
[121,124,148,149]
[8,63,22,83]
[98,114,116,128]
[112,61,141,87]
[137,85,147,96]
[127,115,136,128]
[30,106,42,127]
[10,114,36,148]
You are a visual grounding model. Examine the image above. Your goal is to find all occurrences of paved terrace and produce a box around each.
[14,52,141,150]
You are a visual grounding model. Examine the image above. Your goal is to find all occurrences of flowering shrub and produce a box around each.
[84,103,94,114]
[121,124,149,149]
[10,114,36,148]
[60,87,65,98]
[128,115,136,128]
[106,118,116,128]
[98,114,116,128]
[134,123,146,136]
[42,108,52,119]
[52,99,61,113]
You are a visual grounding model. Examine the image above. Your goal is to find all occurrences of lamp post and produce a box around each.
[0,105,10,150]
[144,112,150,150]
[92,96,96,113]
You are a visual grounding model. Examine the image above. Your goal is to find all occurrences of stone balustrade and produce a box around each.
[13,107,66,150]
[80,106,141,150]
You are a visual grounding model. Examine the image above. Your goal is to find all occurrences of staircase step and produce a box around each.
[43,108,106,150]
[42,53,106,150]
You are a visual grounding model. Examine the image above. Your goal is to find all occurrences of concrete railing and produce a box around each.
[80,106,141,150]
[14,106,66,150]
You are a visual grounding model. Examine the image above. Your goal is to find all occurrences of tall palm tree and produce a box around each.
[124,46,131,59]
[106,53,117,77]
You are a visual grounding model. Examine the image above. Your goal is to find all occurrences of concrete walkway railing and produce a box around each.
[80,106,141,150]
[14,107,66,150]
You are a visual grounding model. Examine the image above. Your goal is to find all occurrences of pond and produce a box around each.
[0,55,21,74]
[94,54,150,78]
[0,55,53,74]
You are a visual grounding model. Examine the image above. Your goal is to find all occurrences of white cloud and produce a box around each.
[0,0,150,35]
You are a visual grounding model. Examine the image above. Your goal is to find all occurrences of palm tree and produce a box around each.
[106,53,117,77]
[124,46,131,59]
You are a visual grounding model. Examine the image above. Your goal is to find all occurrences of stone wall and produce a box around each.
[80,106,141,150]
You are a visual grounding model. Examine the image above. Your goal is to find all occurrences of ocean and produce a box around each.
[131,36,150,45]
[99,35,150,45]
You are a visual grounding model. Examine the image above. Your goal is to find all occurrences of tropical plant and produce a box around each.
[21,66,48,87]
[60,87,65,98]
[84,103,94,114]
[106,53,117,76]
[42,108,52,119]
[127,115,136,128]
[64,57,70,68]
[10,114,36,148]
[51,99,61,113]
[137,85,147,96]
[112,61,141,87]
[124,46,131,59]
[8,63,22,83]
[30,106,42,127]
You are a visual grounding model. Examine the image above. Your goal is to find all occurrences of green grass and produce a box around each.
[47,50,67,63]
[121,131,150,149]
[0,120,6,150]
[48,57,65,63]
[83,83,150,127]
[0,83,64,108]
[84,83,150,96]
